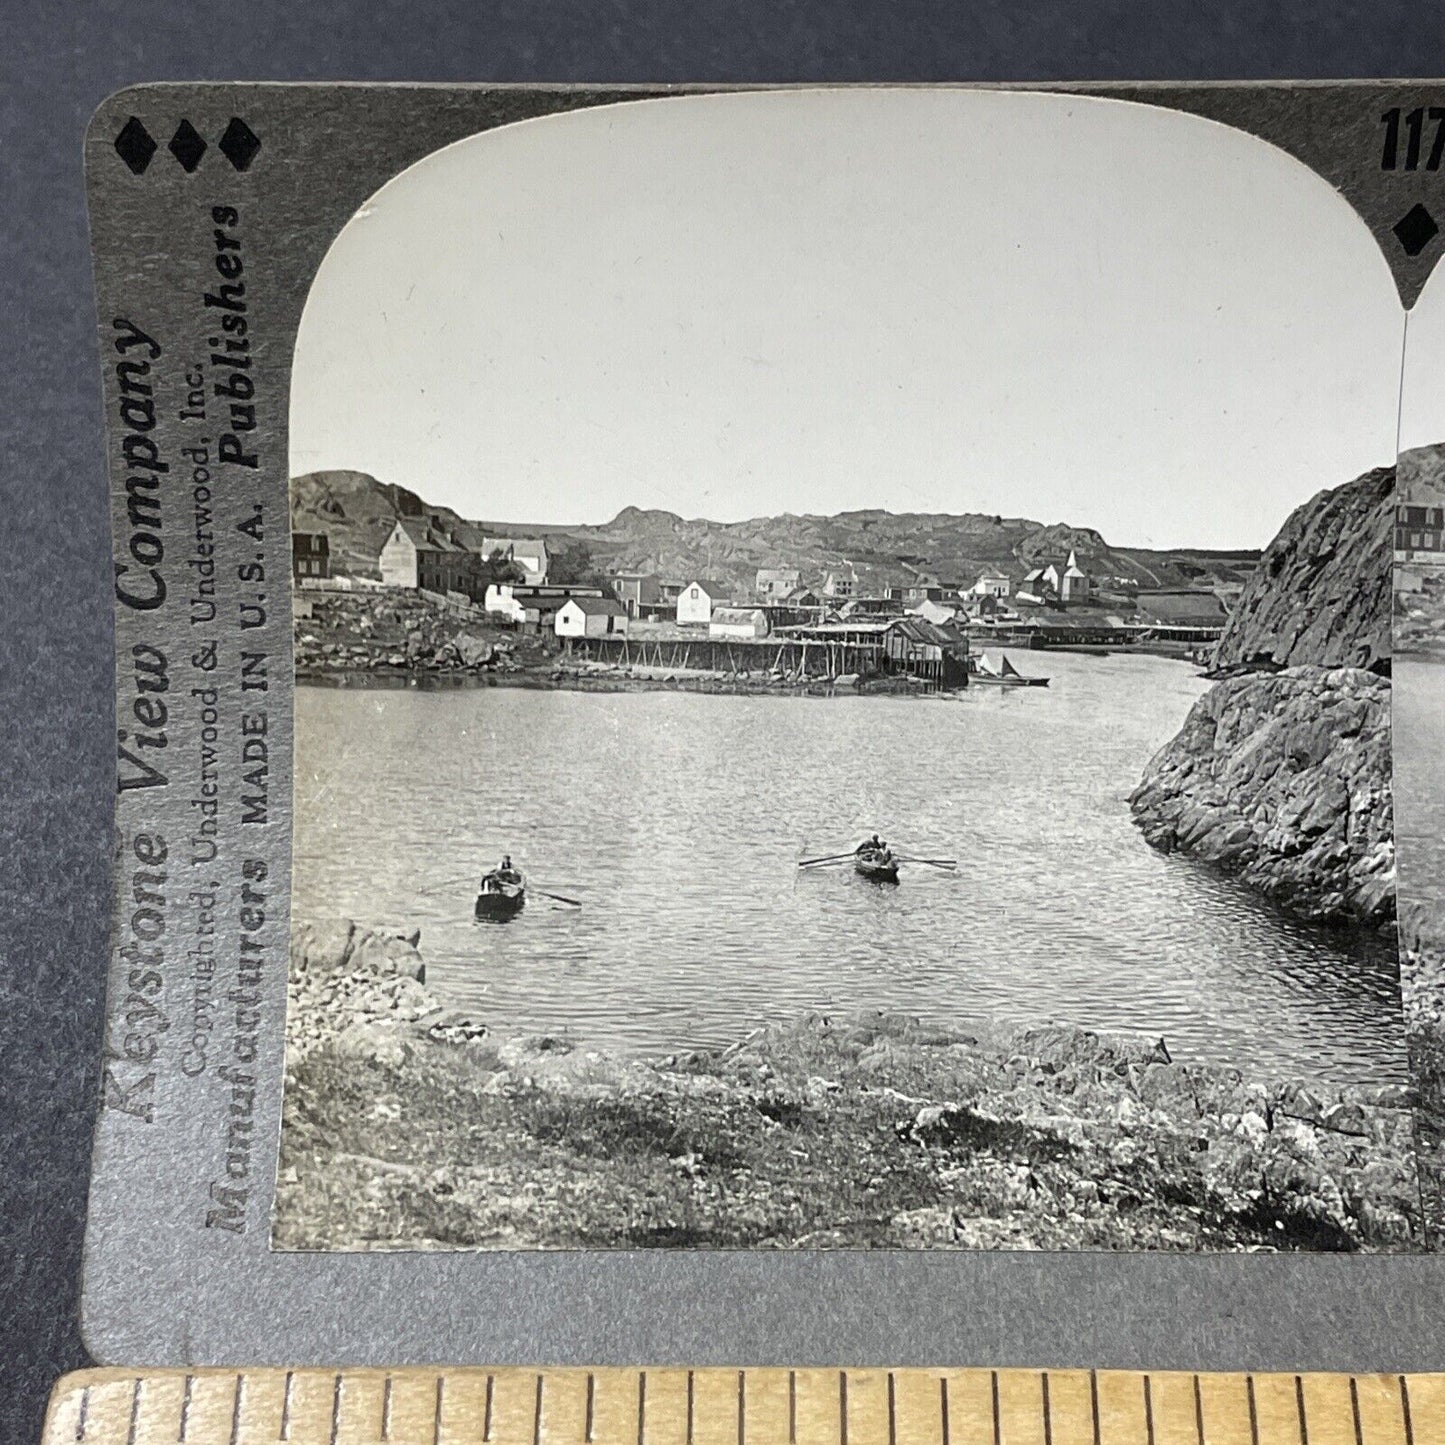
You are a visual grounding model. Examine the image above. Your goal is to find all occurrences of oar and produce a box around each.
[895,857,958,870]
[532,887,584,907]
[798,851,860,868]
[413,873,477,897]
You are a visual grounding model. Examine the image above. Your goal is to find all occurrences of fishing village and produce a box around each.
[290,472,1238,697]
[272,453,1438,1254]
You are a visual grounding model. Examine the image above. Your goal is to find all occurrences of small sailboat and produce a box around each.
[971,650,1049,687]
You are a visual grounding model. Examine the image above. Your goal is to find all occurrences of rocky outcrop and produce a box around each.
[1133,462,1397,923]
[286,920,490,1066]
[293,590,540,679]
[1129,667,1394,925]
[277,924,1422,1252]
[1210,465,1393,676]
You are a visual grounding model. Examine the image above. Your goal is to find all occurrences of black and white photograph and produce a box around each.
[274,89,1425,1253]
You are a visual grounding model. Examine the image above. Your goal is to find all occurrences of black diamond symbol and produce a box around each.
[1394,203,1439,257]
[168,120,207,173]
[114,117,156,175]
[218,117,260,172]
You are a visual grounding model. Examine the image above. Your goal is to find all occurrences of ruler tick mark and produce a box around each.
[484,1374,494,1442]
[940,1378,950,1445]
[229,1375,243,1445]
[330,1374,343,1445]
[840,1372,849,1445]
[1247,1376,1260,1445]
[1400,1375,1416,1445]
[787,1373,795,1445]
[383,1375,394,1441]
[686,1371,694,1445]
[887,1372,897,1445]
[638,1371,647,1445]
[74,1386,89,1443]
[1295,1376,1309,1445]
[433,1376,445,1445]
[1192,1376,1204,1445]
[1143,1376,1155,1445]
[586,1374,596,1444]
[533,1373,544,1445]
[127,1379,143,1445]
[1042,1373,1053,1445]
[281,1372,294,1442]
[180,1376,195,1444]
[1350,1378,1363,1445]
[738,1370,746,1445]
[991,1372,1001,1445]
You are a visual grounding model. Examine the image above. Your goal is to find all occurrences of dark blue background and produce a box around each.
[8,5,1445,1441]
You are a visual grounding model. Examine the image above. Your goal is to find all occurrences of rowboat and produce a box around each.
[855,849,900,884]
[475,869,526,920]
[971,650,1049,687]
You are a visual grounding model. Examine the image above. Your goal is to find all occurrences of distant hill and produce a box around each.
[290,469,1262,595]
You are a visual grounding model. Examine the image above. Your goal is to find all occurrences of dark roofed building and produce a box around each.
[555,594,628,637]
[292,531,330,582]
[610,571,661,617]
[885,616,969,686]
[378,516,483,597]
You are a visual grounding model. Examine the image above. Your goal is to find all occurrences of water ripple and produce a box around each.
[293,652,1406,1085]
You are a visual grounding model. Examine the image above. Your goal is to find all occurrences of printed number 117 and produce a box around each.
[1381,107,1445,171]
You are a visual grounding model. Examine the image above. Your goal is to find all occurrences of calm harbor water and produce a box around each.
[293,652,1407,1084]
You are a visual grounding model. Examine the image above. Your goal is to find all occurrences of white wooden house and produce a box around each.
[676,579,731,625]
[555,596,628,638]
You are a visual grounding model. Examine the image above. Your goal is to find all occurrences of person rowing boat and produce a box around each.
[475,854,526,920]
[854,836,900,884]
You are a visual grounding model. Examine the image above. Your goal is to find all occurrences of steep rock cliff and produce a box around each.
[1132,464,1397,925]
[1210,465,1394,676]
[1129,667,1394,926]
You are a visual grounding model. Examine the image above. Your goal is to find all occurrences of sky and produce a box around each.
[290,88,1409,550]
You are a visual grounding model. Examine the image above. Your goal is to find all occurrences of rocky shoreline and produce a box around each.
[1129,465,1396,925]
[1128,666,1394,927]
[275,921,1423,1252]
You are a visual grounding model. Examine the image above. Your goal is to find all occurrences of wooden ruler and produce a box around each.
[40,1368,1441,1445]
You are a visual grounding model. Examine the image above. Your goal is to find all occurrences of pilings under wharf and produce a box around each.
[561,633,965,687]
[562,634,878,679]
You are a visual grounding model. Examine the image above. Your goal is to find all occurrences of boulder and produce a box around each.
[334,1019,414,1070]
[498,1034,575,1069]
[348,931,426,982]
[292,918,355,974]
[454,633,497,667]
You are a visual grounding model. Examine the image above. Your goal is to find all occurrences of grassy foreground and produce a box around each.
[274,922,1423,1252]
